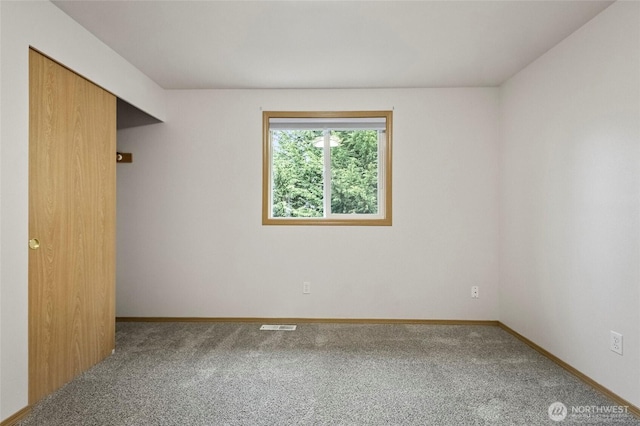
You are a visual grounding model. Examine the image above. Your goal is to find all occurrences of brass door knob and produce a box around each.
[29,238,40,250]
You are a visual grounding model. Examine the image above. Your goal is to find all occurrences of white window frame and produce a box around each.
[262,111,392,226]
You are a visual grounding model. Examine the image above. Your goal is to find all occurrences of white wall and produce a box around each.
[116,88,500,320]
[0,1,166,421]
[499,0,640,407]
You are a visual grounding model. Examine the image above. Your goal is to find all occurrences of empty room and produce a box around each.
[1,0,639,425]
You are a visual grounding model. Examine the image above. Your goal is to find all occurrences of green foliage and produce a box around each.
[271,129,378,217]
[331,130,379,214]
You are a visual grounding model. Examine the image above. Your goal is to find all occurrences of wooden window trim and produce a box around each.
[262,110,392,226]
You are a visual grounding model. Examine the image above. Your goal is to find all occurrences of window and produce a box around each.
[263,111,392,225]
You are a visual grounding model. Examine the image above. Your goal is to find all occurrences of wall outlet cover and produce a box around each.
[610,331,623,355]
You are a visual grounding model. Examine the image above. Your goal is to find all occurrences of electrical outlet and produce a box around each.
[303,281,311,294]
[471,286,479,299]
[610,331,623,355]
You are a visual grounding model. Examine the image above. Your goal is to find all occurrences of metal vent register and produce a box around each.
[260,324,297,331]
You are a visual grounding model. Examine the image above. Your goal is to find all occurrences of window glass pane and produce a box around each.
[330,130,379,214]
[271,130,324,218]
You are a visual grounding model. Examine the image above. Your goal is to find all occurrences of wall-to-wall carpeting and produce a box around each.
[18,322,640,425]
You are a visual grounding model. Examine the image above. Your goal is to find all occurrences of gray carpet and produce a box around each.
[18,322,640,425]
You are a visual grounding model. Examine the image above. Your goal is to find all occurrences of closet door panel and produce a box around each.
[29,49,116,404]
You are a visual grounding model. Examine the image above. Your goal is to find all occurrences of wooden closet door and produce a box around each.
[29,49,116,404]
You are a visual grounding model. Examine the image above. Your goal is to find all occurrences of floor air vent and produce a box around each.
[260,324,297,331]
